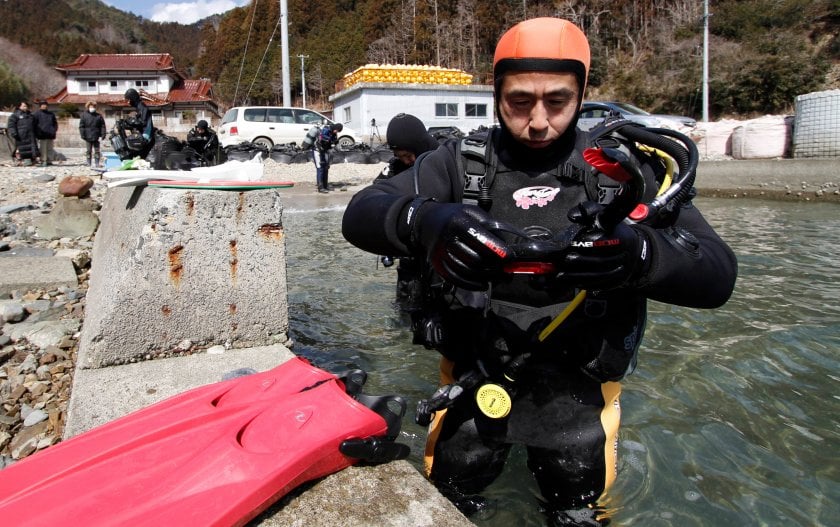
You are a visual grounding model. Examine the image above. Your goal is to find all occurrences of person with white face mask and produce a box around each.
[79,101,106,168]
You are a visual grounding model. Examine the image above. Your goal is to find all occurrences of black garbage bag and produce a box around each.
[339,143,374,164]
[224,142,269,162]
[269,142,300,164]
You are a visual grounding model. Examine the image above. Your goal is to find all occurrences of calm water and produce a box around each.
[281,197,839,527]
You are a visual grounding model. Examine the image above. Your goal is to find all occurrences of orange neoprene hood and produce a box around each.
[493,17,591,94]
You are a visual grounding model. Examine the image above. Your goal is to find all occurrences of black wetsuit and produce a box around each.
[312,126,337,191]
[342,125,737,514]
[187,127,220,164]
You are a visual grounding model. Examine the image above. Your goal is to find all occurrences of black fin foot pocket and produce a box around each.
[340,392,411,463]
[339,437,410,463]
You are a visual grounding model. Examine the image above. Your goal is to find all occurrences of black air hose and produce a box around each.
[617,125,699,217]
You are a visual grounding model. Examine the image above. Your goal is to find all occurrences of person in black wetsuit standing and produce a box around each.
[124,88,155,159]
[374,113,441,310]
[312,122,342,193]
[342,17,737,526]
[375,113,439,181]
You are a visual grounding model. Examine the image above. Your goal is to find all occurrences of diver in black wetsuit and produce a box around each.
[187,120,221,165]
[342,17,737,526]
[375,113,439,181]
[374,113,441,312]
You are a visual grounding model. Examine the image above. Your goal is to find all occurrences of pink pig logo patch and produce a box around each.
[513,186,561,210]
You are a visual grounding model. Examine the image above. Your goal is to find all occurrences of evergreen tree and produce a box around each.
[0,61,29,109]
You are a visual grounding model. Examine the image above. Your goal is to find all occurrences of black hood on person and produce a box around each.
[124,88,141,105]
[387,113,439,155]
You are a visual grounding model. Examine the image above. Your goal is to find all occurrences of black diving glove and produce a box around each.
[401,199,510,291]
[553,202,650,291]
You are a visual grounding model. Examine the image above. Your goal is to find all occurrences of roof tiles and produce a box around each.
[55,54,176,72]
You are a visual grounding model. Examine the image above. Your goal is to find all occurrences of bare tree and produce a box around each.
[366,0,415,64]
[307,64,326,106]
[430,0,440,66]
[457,0,479,71]
[0,37,64,99]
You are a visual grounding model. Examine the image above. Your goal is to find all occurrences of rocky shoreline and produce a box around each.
[0,152,383,468]
[1,149,838,469]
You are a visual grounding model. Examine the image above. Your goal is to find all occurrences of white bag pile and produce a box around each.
[731,115,792,159]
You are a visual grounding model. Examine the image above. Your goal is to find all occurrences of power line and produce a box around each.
[233,0,260,106]
[244,18,282,103]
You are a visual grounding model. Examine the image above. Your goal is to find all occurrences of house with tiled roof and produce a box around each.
[47,53,220,121]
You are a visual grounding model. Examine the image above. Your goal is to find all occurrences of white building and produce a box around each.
[329,82,495,139]
[48,54,220,121]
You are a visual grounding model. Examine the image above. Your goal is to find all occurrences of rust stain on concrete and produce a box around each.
[161,305,172,316]
[168,245,184,287]
[229,239,238,282]
[258,223,284,241]
[236,193,245,222]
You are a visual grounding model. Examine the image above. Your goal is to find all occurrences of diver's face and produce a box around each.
[498,71,580,149]
[393,148,416,166]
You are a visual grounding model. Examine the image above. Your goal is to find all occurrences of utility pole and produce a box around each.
[280,0,291,106]
[298,54,309,108]
[702,0,710,122]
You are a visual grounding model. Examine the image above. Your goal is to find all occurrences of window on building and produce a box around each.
[465,104,487,117]
[343,107,351,123]
[80,80,97,93]
[135,80,150,87]
[435,103,458,117]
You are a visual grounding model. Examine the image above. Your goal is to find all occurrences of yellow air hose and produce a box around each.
[638,144,675,197]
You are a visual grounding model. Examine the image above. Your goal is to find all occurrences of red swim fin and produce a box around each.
[0,357,409,526]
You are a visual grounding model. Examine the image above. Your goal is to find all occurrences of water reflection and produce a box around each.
[282,198,840,526]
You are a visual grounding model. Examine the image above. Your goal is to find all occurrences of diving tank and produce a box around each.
[301,125,320,150]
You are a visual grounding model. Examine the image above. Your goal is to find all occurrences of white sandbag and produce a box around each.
[691,119,742,158]
[731,115,791,159]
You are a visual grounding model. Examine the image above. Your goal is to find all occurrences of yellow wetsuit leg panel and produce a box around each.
[599,381,622,492]
[424,357,456,477]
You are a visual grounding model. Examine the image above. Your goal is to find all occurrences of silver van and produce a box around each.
[218,106,361,149]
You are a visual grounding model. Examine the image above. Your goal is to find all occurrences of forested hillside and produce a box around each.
[198,0,837,117]
[1,0,837,118]
[0,0,205,106]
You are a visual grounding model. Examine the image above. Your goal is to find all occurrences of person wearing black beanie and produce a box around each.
[375,113,439,180]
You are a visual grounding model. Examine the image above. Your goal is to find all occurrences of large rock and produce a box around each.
[58,175,95,197]
[77,186,291,368]
[0,256,78,297]
[33,196,100,240]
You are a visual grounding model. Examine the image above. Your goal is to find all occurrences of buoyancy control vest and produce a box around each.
[411,124,667,382]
